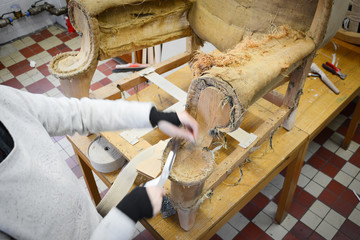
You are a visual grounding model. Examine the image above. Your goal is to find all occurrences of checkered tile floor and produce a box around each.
[1,25,359,240]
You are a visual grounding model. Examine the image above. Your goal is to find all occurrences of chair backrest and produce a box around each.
[189,0,318,52]
[188,0,349,52]
[69,0,348,60]
[69,0,194,60]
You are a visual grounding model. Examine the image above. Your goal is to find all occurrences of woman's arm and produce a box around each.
[1,85,153,136]
[1,85,198,141]
[90,186,165,240]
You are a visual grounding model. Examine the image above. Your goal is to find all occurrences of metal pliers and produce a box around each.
[322,62,347,79]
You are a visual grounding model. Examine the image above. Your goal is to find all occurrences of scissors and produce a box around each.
[322,62,346,80]
[144,139,179,187]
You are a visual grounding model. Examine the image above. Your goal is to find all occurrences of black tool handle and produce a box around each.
[160,195,176,218]
[322,63,336,75]
[112,67,146,73]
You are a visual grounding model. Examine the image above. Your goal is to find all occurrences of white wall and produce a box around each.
[0,0,67,44]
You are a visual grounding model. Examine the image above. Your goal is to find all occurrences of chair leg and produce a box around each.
[283,55,314,130]
[59,62,97,98]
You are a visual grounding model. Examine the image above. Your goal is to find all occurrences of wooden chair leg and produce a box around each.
[276,140,309,223]
[58,63,96,99]
[283,55,314,130]
[342,98,360,149]
[74,152,101,205]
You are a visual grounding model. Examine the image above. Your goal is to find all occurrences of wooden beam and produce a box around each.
[202,106,291,195]
[262,90,284,107]
[186,35,201,54]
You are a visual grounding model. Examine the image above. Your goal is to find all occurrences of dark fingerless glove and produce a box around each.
[149,106,181,128]
[116,187,153,223]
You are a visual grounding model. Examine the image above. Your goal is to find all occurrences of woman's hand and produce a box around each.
[145,186,166,216]
[158,111,199,143]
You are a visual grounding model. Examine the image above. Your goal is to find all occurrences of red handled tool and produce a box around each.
[112,63,150,73]
[322,62,346,79]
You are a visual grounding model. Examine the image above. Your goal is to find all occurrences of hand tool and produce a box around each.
[144,139,179,187]
[310,63,340,94]
[112,63,150,73]
[144,139,179,218]
[307,73,320,78]
[322,62,346,79]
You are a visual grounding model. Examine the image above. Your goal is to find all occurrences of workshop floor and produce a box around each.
[0,25,359,240]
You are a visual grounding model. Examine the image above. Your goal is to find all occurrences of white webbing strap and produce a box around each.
[96,140,169,217]
[138,67,187,104]
[228,128,258,149]
[120,128,153,145]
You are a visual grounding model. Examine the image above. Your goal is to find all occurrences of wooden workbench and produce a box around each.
[67,38,360,239]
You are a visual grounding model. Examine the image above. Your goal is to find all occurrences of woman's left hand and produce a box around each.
[158,111,199,143]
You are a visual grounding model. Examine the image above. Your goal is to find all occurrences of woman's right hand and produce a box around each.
[146,186,166,216]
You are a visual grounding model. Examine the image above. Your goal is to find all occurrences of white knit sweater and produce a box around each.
[0,85,153,239]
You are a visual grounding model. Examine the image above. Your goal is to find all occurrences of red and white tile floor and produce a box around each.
[0,25,359,240]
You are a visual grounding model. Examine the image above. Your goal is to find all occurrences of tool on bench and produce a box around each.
[310,63,340,95]
[112,63,150,73]
[144,139,179,218]
[308,73,320,78]
[322,62,347,79]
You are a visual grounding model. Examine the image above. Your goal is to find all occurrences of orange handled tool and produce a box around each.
[112,63,150,73]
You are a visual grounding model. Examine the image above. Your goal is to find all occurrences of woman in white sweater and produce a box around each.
[0,85,198,240]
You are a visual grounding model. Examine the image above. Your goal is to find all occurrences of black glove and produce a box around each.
[116,187,153,223]
[149,107,181,128]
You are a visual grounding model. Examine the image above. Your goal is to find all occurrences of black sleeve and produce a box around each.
[0,121,14,163]
[149,106,181,128]
[116,187,153,223]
